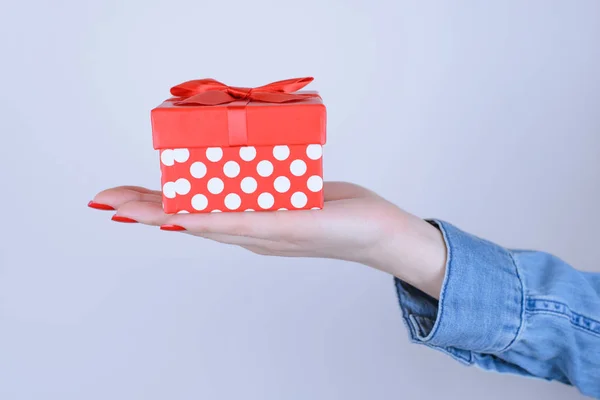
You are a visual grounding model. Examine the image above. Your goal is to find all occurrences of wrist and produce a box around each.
[365,212,447,299]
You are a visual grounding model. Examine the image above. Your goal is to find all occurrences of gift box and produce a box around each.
[151,77,327,214]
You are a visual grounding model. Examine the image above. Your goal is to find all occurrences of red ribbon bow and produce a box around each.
[170,77,318,106]
[168,77,319,146]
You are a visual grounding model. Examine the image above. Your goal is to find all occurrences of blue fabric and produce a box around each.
[395,220,600,398]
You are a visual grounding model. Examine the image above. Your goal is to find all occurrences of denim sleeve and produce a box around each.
[395,220,600,398]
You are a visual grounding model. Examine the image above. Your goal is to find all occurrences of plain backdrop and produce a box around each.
[1,1,599,399]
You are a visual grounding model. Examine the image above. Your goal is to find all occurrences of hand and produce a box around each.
[90,182,447,298]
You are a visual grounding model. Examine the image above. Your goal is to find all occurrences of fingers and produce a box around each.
[97,185,300,239]
[191,232,283,248]
[114,200,170,226]
[110,199,293,241]
[92,186,161,209]
[167,211,289,239]
[93,182,375,243]
[109,199,298,251]
[241,245,272,256]
[113,186,161,195]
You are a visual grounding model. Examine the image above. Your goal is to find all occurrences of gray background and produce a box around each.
[1,0,598,399]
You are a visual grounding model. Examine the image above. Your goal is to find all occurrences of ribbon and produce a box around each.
[170,77,319,146]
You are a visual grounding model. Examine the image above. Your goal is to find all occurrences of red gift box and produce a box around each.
[151,77,327,214]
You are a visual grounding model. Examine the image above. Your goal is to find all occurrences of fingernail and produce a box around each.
[88,201,115,211]
[160,225,186,231]
[111,215,138,223]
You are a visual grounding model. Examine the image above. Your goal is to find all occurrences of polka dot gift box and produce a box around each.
[151,77,327,214]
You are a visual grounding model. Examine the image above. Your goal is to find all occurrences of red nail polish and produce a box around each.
[111,215,138,223]
[160,225,186,231]
[88,201,115,211]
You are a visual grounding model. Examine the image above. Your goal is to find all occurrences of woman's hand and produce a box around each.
[90,182,447,298]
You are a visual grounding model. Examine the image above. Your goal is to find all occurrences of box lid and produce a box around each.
[151,78,327,149]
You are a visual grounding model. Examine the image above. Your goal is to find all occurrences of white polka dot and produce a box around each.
[291,192,308,208]
[257,160,274,177]
[290,159,307,176]
[224,193,241,210]
[311,207,321,210]
[161,150,175,166]
[162,181,176,198]
[173,148,190,163]
[207,177,224,194]
[211,209,222,213]
[244,209,255,212]
[239,146,256,161]
[191,194,208,211]
[241,177,258,194]
[206,147,223,162]
[177,210,190,214]
[273,145,290,161]
[273,176,291,193]
[306,144,322,160]
[190,161,207,178]
[223,161,240,178]
[278,208,288,211]
[257,193,275,209]
[174,178,191,195]
[307,175,323,192]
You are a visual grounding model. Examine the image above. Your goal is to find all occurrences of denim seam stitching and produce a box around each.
[525,310,600,338]
[525,309,600,339]
[498,251,526,352]
[526,299,600,337]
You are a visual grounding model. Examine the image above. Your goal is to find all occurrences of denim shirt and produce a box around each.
[395,220,600,398]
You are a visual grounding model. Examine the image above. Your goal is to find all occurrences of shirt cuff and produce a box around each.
[395,220,525,363]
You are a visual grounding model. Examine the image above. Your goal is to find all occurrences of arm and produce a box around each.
[394,220,600,398]
[90,182,600,397]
